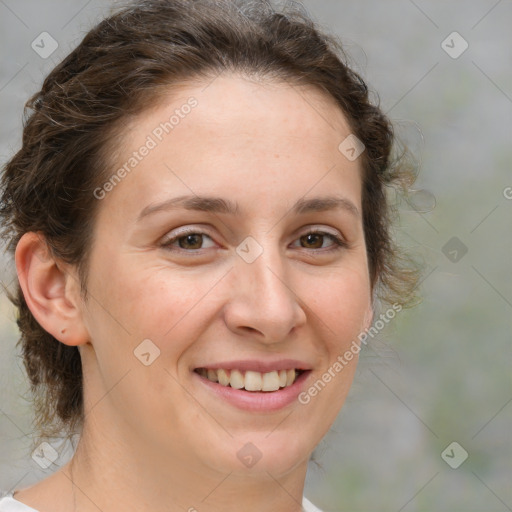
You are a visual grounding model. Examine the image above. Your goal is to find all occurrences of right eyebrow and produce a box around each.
[137,195,239,221]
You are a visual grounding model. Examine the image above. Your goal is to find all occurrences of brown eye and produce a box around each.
[178,233,203,249]
[300,233,324,249]
[292,230,347,252]
[161,230,216,251]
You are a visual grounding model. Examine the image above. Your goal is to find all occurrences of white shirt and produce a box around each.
[0,494,39,512]
[0,492,323,511]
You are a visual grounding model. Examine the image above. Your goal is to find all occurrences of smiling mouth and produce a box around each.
[194,368,306,392]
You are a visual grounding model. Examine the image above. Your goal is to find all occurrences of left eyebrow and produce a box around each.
[137,194,359,221]
[292,196,359,217]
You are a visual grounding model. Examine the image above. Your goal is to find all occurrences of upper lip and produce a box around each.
[194,359,312,374]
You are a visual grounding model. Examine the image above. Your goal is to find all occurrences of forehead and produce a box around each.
[100,73,362,220]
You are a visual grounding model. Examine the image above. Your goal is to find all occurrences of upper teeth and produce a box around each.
[197,368,298,392]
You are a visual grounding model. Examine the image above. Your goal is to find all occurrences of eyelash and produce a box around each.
[160,228,348,254]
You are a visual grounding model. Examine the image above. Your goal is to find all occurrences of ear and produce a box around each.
[15,232,90,346]
[363,302,374,332]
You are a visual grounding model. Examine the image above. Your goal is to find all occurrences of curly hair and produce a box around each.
[0,0,420,441]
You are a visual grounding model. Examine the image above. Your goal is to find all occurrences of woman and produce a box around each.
[0,0,418,510]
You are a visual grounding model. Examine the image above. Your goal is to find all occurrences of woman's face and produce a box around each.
[78,73,373,478]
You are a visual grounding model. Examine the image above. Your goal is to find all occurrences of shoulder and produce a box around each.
[1,490,322,512]
[0,492,40,512]
[302,495,324,512]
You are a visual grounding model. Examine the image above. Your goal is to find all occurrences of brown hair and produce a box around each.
[0,0,419,441]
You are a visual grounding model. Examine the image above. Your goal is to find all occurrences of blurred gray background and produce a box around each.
[1,1,511,510]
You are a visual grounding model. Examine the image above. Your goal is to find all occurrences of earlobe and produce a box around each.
[15,232,89,347]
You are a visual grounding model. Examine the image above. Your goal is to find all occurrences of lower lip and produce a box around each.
[192,370,311,412]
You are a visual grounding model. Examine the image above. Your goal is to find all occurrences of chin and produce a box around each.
[201,429,315,478]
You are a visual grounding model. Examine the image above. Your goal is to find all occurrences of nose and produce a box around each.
[223,243,307,343]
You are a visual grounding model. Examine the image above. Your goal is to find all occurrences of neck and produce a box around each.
[61,421,308,512]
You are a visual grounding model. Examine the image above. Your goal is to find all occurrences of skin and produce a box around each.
[14,73,373,512]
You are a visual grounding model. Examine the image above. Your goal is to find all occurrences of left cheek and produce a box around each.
[316,269,370,335]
